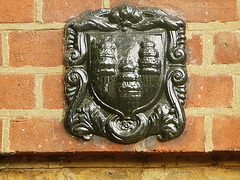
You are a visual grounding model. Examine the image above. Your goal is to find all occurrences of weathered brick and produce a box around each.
[9,116,134,153]
[43,74,65,109]
[186,34,203,65]
[0,74,35,109]
[76,169,134,179]
[9,116,203,153]
[9,30,64,67]
[142,167,240,180]
[186,74,233,108]
[42,0,102,22]
[213,32,240,64]
[110,0,238,22]
[9,117,55,152]
[1,167,240,179]
[212,116,240,151]
[145,116,205,152]
[0,0,34,23]
[53,119,134,152]
[0,169,135,179]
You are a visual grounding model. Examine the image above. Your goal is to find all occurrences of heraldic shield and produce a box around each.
[64,4,187,144]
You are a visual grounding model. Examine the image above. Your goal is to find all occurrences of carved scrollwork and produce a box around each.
[69,101,107,140]
[65,67,87,104]
[169,26,186,64]
[169,68,187,104]
[157,68,187,141]
[65,30,87,66]
[65,48,81,66]
[64,4,187,144]
[64,67,89,138]
[106,113,150,144]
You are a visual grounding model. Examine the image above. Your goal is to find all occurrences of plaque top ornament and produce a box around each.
[64,4,187,144]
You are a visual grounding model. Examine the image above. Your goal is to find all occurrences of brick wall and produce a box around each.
[0,0,240,177]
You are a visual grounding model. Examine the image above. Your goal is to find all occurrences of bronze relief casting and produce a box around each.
[64,4,187,144]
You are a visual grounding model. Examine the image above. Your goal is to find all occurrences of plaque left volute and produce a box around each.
[64,4,187,144]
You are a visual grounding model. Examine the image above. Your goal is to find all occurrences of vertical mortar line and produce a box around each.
[185,30,192,40]
[238,0,240,19]
[1,31,9,67]
[2,118,11,153]
[234,75,240,108]
[204,115,213,152]
[35,74,44,109]
[202,31,214,66]
[0,32,2,66]
[133,168,142,180]
[102,0,110,8]
[232,74,236,108]
[35,0,43,22]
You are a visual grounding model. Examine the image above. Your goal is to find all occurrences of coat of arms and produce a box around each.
[64,4,187,144]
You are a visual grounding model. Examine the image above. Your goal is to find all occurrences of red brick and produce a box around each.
[145,116,205,152]
[212,116,240,151]
[9,117,55,152]
[0,74,35,109]
[9,30,64,67]
[9,116,204,153]
[0,0,34,23]
[42,0,102,22]
[110,0,238,22]
[186,74,233,108]
[0,33,2,66]
[214,32,240,64]
[43,74,65,109]
[53,119,134,152]
[10,116,134,153]
[186,34,203,65]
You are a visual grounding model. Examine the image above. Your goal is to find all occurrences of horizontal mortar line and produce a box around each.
[0,165,221,170]
[186,107,240,116]
[0,162,221,169]
[187,21,240,31]
[0,66,65,74]
[0,65,239,75]
[0,21,238,31]
[0,23,65,30]
[3,161,240,168]
[0,108,239,118]
[187,64,240,75]
[0,109,63,118]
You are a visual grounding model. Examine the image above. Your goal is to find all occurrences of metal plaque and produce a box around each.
[64,4,187,144]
